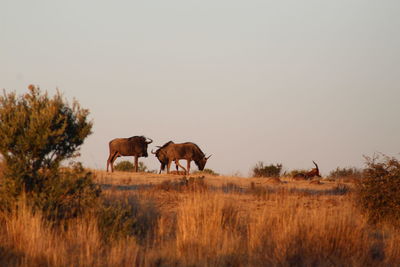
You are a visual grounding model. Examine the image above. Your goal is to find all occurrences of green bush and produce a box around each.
[193,168,219,176]
[356,154,400,226]
[114,161,134,172]
[252,162,282,178]
[39,163,101,221]
[329,167,362,179]
[0,85,97,220]
[114,160,148,172]
[97,196,159,242]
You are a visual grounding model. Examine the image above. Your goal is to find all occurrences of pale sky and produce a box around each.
[1,0,400,176]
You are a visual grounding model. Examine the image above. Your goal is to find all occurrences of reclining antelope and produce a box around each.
[293,161,321,180]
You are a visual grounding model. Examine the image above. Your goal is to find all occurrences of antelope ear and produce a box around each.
[206,154,212,160]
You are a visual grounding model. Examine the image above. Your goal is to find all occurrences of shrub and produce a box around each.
[252,162,282,178]
[0,85,97,220]
[355,154,400,226]
[97,195,159,242]
[114,160,148,172]
[287,169,308,177]
[329,167,362,179]
[193,168,219,176]
[114,161,135,172]
[39,163,101,221]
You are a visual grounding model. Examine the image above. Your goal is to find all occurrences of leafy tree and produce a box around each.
[0,85,99,219]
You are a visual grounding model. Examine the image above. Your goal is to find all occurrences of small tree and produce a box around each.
[0,85,99,218]
[252,162,282,178]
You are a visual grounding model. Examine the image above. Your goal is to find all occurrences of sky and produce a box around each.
[1,0,400,176]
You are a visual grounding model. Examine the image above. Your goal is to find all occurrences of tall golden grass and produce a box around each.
[1,172,400,266]
[0,197,139,266]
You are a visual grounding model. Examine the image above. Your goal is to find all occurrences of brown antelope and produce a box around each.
[152,141,211,175]
[106,136,153,172]
[293,161,321,180]
[151,141,176,174]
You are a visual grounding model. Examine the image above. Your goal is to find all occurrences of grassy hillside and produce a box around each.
[1,171,399,266]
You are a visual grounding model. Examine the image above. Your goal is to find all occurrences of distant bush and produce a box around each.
[114,161,148,172]
[356,154,400,226]
[252,162,282,178]
[329,167,362,179]
[193,168,219,176]
[0,85,98,220]
[287,169,308,177]
[114,161,134,172]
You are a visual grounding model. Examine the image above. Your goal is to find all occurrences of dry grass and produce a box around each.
[0,197,140,266]
[1,171,400,266]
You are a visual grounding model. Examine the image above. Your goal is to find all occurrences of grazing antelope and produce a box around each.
[152,141,211,175]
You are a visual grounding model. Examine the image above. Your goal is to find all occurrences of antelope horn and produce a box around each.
[151,149,156,154]
[146,138,153,144]
[312,161,318,169]
[206,154,212,160]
